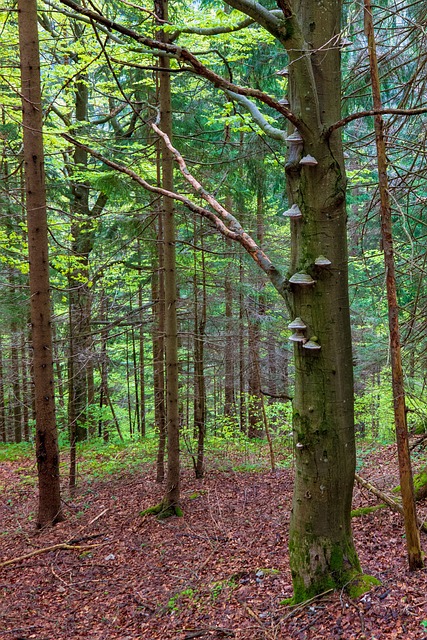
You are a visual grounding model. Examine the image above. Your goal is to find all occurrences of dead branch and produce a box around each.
[0,542,103,569]
[354,473,427,533]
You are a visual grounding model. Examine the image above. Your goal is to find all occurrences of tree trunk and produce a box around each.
[238,256,246,433]
[152,249,166,480]
[156,0,181,515]
[193,222,207,479]
[11,320,22,443]
[18,0,63,527]
[284,0,363,600]
[224,197,236,420]
[68,66,91,443]
[364,0,423,570]
[0,336,5,443]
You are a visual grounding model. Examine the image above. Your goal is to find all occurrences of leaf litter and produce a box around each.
[1,443,427,639]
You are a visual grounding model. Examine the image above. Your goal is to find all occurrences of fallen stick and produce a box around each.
[354,473,427,533]
[0,542,102,569]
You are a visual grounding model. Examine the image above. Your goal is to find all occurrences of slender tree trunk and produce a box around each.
[247,188,265,437]
[138,273,146,437]
[11,320,22,443]
[0,336,5,443]
[68,68,91,443]
[18,0,63,527]
[364,0,423,570]
[224,197,236,419]
[68,301,77,493]
[238,256,246,433]
[152,250,166,480]
[193,221,207,479]
[156,0,181,514]
[21,333,30,441]
[98,293,110,443]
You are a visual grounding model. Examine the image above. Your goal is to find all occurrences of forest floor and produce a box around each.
[1,442,427,640]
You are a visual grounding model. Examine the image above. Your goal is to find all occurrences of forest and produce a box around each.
[1,0,427,638]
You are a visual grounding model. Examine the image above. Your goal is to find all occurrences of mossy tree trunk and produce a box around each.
[280,0,362,599]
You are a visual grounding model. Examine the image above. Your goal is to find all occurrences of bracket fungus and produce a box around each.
[289,273,316,286]
[282,204,302,219]
[288,317,307,330]
[303,337,321,351]
[289,330,306,343]
[314,255,332,267]
[275,67,289,77]
[285,130,303,145]
[299,154,318,166]
[278,96,290,107]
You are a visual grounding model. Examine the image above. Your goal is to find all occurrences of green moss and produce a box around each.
[288,531,364,603]
[257,567,280,576]
[188,490,206,500]
[140,502,183,519]
[351,504,386,517]
[347,574,381,599]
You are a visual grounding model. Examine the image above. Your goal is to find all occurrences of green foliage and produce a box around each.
[0,443,33,462]
[167,588,195,612]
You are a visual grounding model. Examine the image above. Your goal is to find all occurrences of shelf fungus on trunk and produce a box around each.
[288,317,307,330]
[289,273,316,286]
[303,337,321,351]
[286,130,303,145]
[289,330,306,343]
[299,154,318,167]
[314,255,332,267]
[276,67,289,77]
[283,204,302,219]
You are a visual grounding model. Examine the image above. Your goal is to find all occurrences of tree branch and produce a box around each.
[327,106,427,134]
[225,90,288,142]
[222,0,285,39]
[175,16,254,36]
[224,0,320,132]
[56,0,300,127]
[61,133,291,307]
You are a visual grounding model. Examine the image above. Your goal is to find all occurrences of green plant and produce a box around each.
[167,588,195,612]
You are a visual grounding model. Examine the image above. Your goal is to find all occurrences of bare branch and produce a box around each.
[327,106,427,134]
[61,133,291,307]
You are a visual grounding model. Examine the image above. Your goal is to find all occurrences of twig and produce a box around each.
[0,542,103,569]
[182,628,235,639]
[281,589,334,621]
[65,507,109,544]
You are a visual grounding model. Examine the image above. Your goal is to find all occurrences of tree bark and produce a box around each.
[224,197,236,420]
[364,0,423,570]
[18,0,63,527]
[193,221,207,479]
[156,0,181,515]
[282,0,362,600]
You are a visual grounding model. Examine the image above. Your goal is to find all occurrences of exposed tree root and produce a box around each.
[140,502,183,519]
